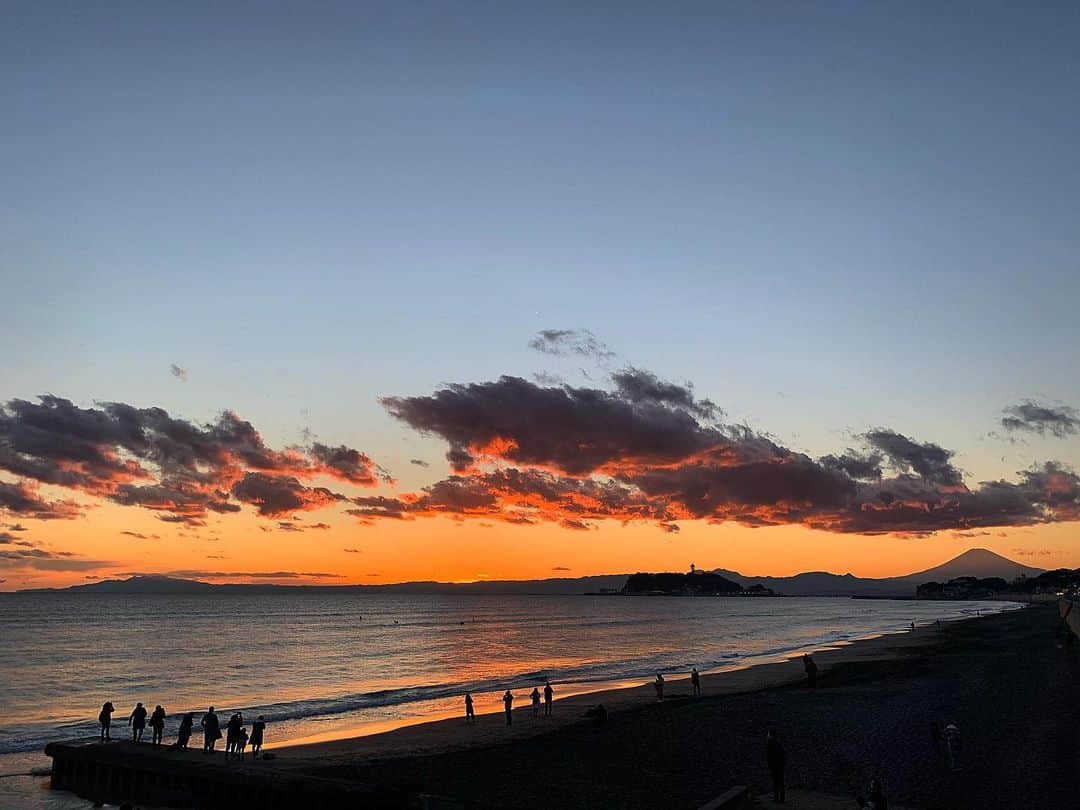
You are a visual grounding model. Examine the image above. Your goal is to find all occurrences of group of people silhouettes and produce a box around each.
[464,681,555,726]
[97,701,266,759]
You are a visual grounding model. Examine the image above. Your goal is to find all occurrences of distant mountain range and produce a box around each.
[712,548,1044,597]
[14,548,1043,598]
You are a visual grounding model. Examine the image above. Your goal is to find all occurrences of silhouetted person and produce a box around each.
[177,713,194,750]
[654,673,665,700]
[766,729,785,803]
[530,687,541,718]
[503,690,514,726]
[98,702,115,742]
[543,681,553,716]
[128,702,147,742]
[149,705,166,746]
[237,727,249,761]
[464,692,475,723]
[803,654,817,688]
[857,777,887,810]
[226,712,243,759]
[201,707,221,754]
[944,722,962,771]
[250,716,266,757]
[910,621,915,632]
[690,667,701,696]
[585,703,607,727]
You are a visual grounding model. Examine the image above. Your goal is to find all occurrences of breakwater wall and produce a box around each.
[44,740,421,809]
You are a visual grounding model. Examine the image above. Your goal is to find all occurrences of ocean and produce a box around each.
[0,592,1016,808]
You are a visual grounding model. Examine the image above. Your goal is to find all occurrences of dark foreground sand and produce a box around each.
[272,604,1079,809]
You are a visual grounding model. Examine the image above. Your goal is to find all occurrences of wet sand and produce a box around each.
[264,603,1077,808]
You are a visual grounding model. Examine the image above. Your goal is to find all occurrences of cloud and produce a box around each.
[170,364,189,383]
[0,547,112,571]
[528,329,615,361]
[1001,401,1080,438]
[0,396,385,525]
[552,566,571,571]
[120,530,160,540]
[1011,547,1054,557]
[0,532,35,547]
[409,459,430,468]
[343,547,362,553]
[375,372,1080,536]
[0,481,80,520]
[167,570,344,580]
[5,523,28,532]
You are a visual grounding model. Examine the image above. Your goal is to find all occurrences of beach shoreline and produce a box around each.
[270,610,989,763]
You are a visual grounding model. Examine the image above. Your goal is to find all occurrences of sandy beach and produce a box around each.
[239,602,1078,809]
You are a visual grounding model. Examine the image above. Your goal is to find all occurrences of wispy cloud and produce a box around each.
[1001,400,1080,438]
[170,364,189,383]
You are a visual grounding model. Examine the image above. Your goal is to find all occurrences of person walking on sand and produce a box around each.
[464,692,475,724]
[530,687,541,718]
[910,621,915,632]
[944,722,962,771]
[803,654,818,688]
[98,702,115,743]
[128,702,147,742]
[766,729,786,803]
[502,690,514,726]
[654,673,665,700]
[543,681,553,716]
[201,706,221,754]
[176,712,194,750]
[250,715,266,757]
[148,704,166,746]
[690,667,701,696]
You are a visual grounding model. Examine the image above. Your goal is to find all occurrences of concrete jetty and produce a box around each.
[44,739,415,808]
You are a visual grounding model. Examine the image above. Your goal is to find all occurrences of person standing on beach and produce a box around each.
[176,712,194,750]
[201,706,221,754]
[654,673,665,700]
[690,667,701,696]
[502,690,514,726]
[530,687,541,718]
[543,681,553,716]
[250,715,266,757]
[128,702,147,742]
[766,729,786,803]
[944,722,962,771]
[225,712,243,759]
[464,692,475,723]
[148,704,166,746]
[98,702,115,743]
[803,654,818,688]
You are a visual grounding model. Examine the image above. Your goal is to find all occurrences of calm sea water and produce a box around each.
[0,592,1016,808]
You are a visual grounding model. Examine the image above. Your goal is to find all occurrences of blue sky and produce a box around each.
[3,1,1079,520]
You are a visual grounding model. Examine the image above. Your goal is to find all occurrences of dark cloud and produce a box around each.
[343,547,362,553]
[0,547,112,571]
[611,368,718,421]
[170,364,189,383]
[409,458,431,468]
[0,396,385,525]
[560,518,594,531]
[1001,401,1080,438]
[376,372,1080,536]
[231,473,344,517]
[528,329,615,361]
[0,532,35,547]
[552,566,571,571]
[5,523,28,532]
[167,570,344,580]
[862,430,962,487]
[120,531,160,540]
[0,481,80,520]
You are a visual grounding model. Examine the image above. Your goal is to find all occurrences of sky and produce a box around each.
[2,1,1080,589]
